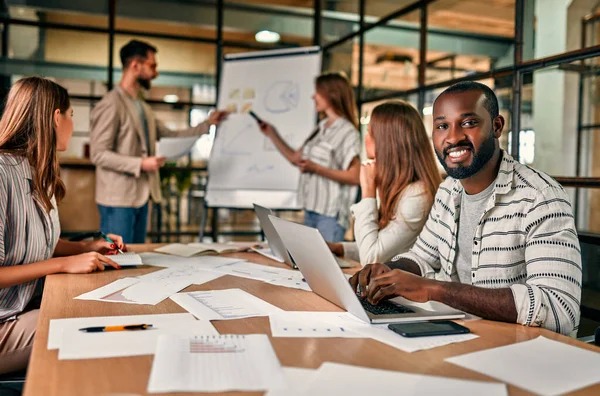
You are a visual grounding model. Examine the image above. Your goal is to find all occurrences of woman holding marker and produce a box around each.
[259,72,360,242]
[328,101,441,266]
[0,77,125,374]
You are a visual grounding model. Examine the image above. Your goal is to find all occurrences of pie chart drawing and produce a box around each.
[264,81,300,114]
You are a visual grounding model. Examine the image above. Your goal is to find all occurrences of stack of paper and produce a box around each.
[268,311,478,353]
[147,334,287,393]
[446,336,600,395]
[171,288,283,320]
[139,252,245,269]
[137,264,224,285]
[296,363,508,396]
[155,242,252,258]
[210,261,311,291]
[110,252,143,267]
[48,313,218,360]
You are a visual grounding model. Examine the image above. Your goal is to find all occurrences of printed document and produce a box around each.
[171,288,283,320]
[139,252,244,269]
[147,334,287,393]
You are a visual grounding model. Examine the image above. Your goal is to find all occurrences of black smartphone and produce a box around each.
[249,110,263,124]
[387,321,470,338]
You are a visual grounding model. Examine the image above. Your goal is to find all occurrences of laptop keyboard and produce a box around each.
[359,297,415,315]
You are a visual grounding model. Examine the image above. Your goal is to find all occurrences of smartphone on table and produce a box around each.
[387,321,470,338]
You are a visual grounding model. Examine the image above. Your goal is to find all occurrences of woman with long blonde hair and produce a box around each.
[259,72,361,242]
[0,77,125,375]
[328,100,442,265]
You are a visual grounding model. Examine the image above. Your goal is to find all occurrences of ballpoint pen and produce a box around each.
[79,324,153,333]
[99,231,125,254]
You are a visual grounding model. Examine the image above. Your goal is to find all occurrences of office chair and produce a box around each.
[0,369,26,396]
[579,326,600,346]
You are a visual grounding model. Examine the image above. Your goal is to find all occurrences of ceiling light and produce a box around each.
[422,106,433,115]
[255,30,280,43]
[163,94,179,103]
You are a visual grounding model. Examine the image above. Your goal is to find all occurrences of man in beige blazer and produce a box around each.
[90,40,226,243]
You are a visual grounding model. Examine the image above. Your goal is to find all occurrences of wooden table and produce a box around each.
[24,244,600,396]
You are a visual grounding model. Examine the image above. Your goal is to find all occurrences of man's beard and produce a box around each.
[137,77,151,90]
[435,130,496,180]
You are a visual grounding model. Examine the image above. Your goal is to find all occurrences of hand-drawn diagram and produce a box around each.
[243,88,255,99]
[263,134,292,152]
[228,88,240,99]
[264,80,300,114]
[247,164,275,174]
[241,102,253,113]
[220,120,255,156]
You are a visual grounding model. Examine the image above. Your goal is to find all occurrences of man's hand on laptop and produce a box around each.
[367,269,437,305]
[349,263,391,298]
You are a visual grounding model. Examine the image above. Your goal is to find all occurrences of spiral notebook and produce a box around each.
[147,334,287,393]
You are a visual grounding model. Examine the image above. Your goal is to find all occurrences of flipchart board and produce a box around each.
[206,46,322,209]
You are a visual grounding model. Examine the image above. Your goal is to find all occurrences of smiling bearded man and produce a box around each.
[349,81,582,337]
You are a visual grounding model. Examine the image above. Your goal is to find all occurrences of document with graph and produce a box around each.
[147,334,287,393]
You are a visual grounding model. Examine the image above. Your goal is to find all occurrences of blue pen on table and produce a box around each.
[99,232,124,254]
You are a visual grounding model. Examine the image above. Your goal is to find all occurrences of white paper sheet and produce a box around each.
[189,242,255,252]
[353,322,479,353]
[139,252,244,269]
[268,311,477,352]
[58,319,218,360]
[171,288,283,320]
[251,246,285,263]
[269,312,365,338]
[147,334,287,393]
[265,367,318,396]
[137,264,224,285]
[446,336,600,396]
[110,252,143,266]
[209,261,292,282]
[75,277,191,305]
[303,362,508,396]
[156,136,199,160]
[74,277,140,300]
[48,313,196,350]
[155,243,215,257]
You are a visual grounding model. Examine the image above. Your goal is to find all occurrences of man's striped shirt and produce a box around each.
[0,154,60,321]
[393,152,582,336]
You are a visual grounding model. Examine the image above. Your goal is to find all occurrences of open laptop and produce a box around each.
[269,215,465,324]
[253,204,353,269]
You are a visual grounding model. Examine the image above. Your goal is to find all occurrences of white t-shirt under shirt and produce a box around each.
[298,117,360,230]
[455,180,496,284]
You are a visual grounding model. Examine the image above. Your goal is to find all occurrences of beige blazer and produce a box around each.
[90,87,209,207]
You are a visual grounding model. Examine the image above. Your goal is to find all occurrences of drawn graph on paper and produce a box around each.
[247,164,275,174]
[189,337,246,354]
[220,120,255,156]
[264,81,300,114]
[263,134,293,152]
